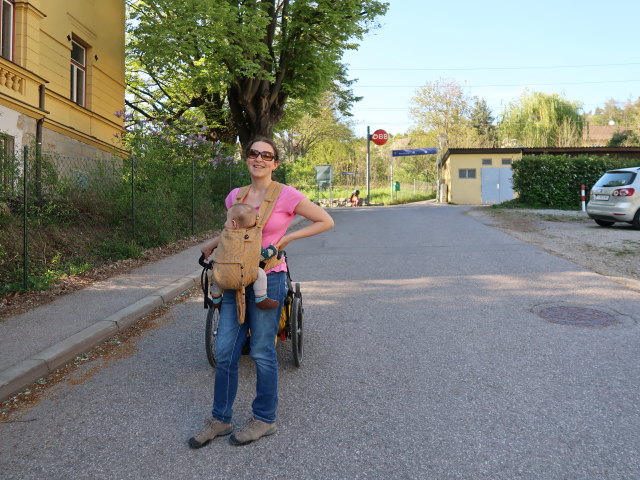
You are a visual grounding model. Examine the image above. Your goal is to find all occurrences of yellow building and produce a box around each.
[440,148,521,205]
[0,0,125,161]
[439,147,640,205]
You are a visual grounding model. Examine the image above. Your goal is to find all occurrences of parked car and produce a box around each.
[587,166,640,229]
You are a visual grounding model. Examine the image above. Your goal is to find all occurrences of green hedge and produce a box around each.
[512,154,637,208]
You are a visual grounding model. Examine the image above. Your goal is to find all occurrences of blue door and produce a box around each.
[481,168,514,204]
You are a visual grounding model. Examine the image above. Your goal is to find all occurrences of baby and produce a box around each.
[209,203,279,310]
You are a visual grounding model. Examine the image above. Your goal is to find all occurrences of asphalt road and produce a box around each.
[2,203,639,479]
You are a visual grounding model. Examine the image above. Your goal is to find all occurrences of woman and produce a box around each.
[189,137,334,448]
[350,189,360,207]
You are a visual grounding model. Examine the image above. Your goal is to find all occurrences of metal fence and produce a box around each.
[0,147,237,294]
[0,147,436,294]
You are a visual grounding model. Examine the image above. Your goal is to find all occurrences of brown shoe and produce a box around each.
[229,418,277,446]
[188,418,233,449]
[256,297,279,310]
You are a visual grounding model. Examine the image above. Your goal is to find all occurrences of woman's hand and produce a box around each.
[274,234,291,253]
[201,246,215,259]
[200,236,220,259]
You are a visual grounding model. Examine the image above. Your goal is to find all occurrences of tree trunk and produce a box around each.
[228,79,288,150]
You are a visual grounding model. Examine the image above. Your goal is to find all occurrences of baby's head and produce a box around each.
[225,203,257,230]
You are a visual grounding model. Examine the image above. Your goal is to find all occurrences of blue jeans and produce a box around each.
[211,271,287,424]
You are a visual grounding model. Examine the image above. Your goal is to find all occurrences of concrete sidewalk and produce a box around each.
[0,243,205,402]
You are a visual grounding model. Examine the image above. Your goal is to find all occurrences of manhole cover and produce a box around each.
[537,306,618,327]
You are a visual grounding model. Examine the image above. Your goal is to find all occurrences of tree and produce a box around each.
[586,97,640,141]
[274,93,354,162]
[126,0,388,148]
[470,97,496,147]
[608,129,640,146]
[409,78,476,147]
[497,91,583,147]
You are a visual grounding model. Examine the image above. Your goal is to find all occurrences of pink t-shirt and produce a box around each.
[225,185,305,273]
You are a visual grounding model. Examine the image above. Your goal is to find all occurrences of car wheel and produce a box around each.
[594,219,614,227]
[632,209,640,230]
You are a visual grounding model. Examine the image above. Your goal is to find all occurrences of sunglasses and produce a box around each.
[247,149,277,162]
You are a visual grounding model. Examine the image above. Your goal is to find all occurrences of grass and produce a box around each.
[490,199,581,211]
[96,239,144,262]
[299,185,436,206]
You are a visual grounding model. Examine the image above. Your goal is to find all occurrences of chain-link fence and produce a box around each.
[0,147,239,294]
[0,146,436,294]
[391,180,436,203]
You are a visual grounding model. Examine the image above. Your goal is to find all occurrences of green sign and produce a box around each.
[315,165,333,184]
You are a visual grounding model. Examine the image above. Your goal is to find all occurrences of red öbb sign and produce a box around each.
[371,129,389,146]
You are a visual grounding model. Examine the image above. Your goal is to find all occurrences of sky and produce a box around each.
[341,0,640,139]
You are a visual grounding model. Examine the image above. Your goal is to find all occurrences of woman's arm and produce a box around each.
[274,198,334,251]
[200,235,221,258]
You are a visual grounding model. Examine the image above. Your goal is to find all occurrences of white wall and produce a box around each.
[0,105,37,154]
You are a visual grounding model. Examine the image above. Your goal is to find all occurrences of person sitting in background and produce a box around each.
[350,189,360,207]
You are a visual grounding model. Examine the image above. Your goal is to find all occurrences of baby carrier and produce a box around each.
[211,181,285,325]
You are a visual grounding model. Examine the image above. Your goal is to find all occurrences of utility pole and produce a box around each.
[436,133,447,203]
[366,126,371,204]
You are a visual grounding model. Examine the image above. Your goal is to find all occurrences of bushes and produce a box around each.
[0,121,243,294]
[512,154,636,208]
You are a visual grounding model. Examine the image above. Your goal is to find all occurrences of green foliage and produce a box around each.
[294,185,434,206]
[470,98,496,147]
[0,248,94,295]
[587,97,640,129]
[275,92,356,162]
[96,239,143,262]
[608,129,640,147]
[410,78,475,147]
[126,0,389,145]
[120,118,239,247]
[0,148,19,200]
[0,119,241,295]
[498,91,583,147]
[282,156,317,187]
[511,154,635,208]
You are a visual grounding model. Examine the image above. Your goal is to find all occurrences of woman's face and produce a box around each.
[246,141,278,179]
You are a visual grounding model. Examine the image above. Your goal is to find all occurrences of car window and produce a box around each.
[595,172,636,187]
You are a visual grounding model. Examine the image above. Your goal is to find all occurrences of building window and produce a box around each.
[459,168,476,179]
[0,132,15,194]
[502,158,512,165]
[482,158,492,165]
[70,39,86,106]
[0,0,13,61]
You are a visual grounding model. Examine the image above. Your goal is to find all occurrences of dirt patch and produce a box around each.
[467,207,640,291]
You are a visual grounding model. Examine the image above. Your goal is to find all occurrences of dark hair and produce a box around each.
[245,136,279,162]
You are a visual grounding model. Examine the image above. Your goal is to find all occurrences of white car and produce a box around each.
[587,166,640,229]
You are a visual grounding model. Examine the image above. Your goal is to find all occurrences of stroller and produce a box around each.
[198,251,304,368]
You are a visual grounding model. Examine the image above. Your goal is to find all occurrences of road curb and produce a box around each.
[0,271,201,403]
[0,214,307,403]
